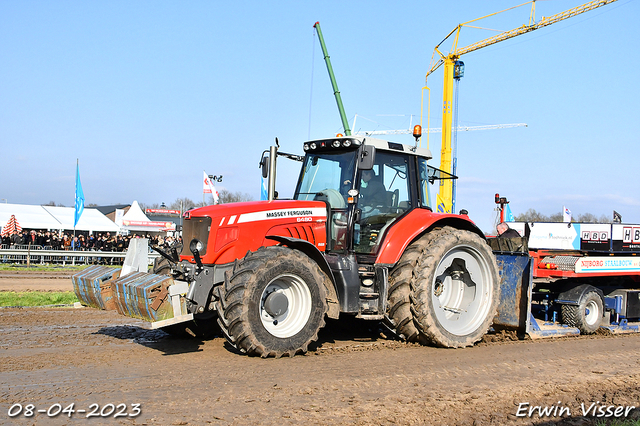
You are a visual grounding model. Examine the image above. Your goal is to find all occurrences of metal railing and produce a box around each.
[0,245,160,266]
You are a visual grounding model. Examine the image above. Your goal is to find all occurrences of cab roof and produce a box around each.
[306,135,432,160]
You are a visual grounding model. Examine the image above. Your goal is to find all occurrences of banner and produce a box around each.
[114,209,124,226]
[203,171,220,204]
[563,206,572,223]
[122,220,175,229]
[203,171,212,194]
[74,161,85,227]
[146,209,181,215]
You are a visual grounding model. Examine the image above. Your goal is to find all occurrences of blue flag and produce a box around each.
[260,176,268,201]
[74,162,85,227]
[505,203,515,222]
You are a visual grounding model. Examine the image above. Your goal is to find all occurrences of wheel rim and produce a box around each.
[584,299,600,326]
[432,245,494,336]
[260,274,312,338]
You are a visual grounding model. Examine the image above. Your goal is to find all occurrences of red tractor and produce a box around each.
[148,135,500,357]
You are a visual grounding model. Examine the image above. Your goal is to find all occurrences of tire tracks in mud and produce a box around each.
[1,307,640,426]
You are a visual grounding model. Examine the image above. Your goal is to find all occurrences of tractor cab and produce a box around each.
[293,136,448,258]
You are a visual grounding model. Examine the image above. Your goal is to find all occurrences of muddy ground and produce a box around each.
[1,275,639,425]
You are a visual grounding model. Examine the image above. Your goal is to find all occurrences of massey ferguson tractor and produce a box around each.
[74,134,500,357]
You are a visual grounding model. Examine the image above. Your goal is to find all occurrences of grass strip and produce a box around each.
[0,291,79,307]
[0,264,91,272]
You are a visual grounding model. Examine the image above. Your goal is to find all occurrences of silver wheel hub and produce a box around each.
[260,274,312,338]
[432,245,493,336]
[263,291,289,317]
[585,300,599,326]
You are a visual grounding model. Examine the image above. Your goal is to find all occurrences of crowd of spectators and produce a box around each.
[1,230,181,251]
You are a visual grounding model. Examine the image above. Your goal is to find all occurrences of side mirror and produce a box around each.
[359,145,376,170]
[260,156,269,178]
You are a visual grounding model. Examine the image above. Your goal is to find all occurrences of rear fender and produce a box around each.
[556,284,603,306]
[375,209,485,266]
[265,235,340,319]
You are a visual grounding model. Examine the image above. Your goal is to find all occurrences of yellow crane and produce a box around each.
[426,0,618,214]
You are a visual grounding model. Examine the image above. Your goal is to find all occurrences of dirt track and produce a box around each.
[0,273,73,292]
[1,276,640,425]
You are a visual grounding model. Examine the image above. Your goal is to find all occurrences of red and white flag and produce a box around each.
[203,171,220,204]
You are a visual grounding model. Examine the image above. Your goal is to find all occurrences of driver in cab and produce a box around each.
[359,169,386,217]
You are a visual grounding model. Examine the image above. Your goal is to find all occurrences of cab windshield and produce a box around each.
[294,151,356,203]
[295,151,356,252]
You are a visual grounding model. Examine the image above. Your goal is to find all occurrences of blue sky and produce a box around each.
[1,0,637,233]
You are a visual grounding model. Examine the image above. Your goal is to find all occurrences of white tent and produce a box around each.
[42,206,119,233]
[121,200,176,233]
[0,203,118,234]
[0,204,61,231]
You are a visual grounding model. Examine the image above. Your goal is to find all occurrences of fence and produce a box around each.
[0,245,161,266]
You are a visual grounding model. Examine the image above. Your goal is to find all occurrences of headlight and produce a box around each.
[189,238,204,254]
[332,140,341,148]
[303,143,310,151]
[309,142,317,150]
[343,140,352,147]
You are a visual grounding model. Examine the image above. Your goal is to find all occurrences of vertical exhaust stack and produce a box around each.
[268,145,277,201]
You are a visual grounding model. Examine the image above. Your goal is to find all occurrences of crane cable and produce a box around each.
[308,27,317,141]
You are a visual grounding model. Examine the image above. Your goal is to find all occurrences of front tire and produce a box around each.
[411,227,499,348]
[214,246,328,357]
[152,242,183,276]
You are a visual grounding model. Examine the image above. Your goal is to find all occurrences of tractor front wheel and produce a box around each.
[214,246,328,357]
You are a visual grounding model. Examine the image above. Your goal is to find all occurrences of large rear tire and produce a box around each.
[387,234,430,342]
[561,290,603,334]
[411,227,499,348]
[214,246,328,358]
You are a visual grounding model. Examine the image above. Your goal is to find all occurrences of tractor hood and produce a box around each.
[181,200,328,265]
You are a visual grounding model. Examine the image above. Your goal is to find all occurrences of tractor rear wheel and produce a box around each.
[411,227,499,348]
[214,246,328,357]
[387,234,431,342]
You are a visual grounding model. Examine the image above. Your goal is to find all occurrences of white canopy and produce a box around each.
[0,203,118,233]
[42,206,119,233]
[121,200,152,222]
[121,200,175,233]
[0,204,61,230]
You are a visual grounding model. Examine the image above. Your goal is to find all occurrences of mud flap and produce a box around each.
[493,253,531,331]
[492,253,582,338]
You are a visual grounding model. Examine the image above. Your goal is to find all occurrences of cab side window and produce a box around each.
[355,152,412,254]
